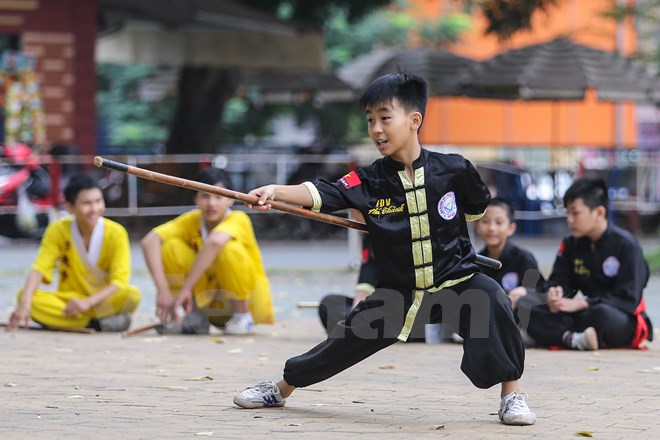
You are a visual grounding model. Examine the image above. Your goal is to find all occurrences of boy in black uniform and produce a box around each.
[475,197,546,345]
[234,73,536,426]
[476,197,545,310]
[526,176,653,350]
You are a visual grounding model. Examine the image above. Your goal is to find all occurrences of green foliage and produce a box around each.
[96,64,177,150]
[324,7,414,68]
[419,13,472,46]
[645,248,660,273]
[601,0,660,67]
[324,6,473,68]
[220,100,290,145]
[241,0,392,26]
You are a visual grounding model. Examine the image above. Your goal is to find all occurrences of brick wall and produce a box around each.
[23,31,75,145]
[0,0,97,154]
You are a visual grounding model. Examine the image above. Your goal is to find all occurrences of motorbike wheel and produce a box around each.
[0,213,49,239]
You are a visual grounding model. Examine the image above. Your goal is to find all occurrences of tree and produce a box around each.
[473,0,560,40]
[165,0,392,154]
[241,0,392,26]
[602,0,660,66]
[165,0,560,154]
[324,4,471,69]
[97,64,177,152]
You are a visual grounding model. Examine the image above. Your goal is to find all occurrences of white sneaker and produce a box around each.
[224,313,255,335]
[568,327,599,351]
[499,392,536,426]
[233,381,286,408]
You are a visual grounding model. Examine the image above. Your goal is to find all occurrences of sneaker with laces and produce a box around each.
[233,381,286,408]
[97,313,132,332]
[499,392,536,425]
[567,327,599,351]
[224,313,254,335]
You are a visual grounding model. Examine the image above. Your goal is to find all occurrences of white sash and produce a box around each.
[70,217,106,277]
[201,208,230,243]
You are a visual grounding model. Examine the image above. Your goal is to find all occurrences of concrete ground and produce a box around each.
[1,238,659,439]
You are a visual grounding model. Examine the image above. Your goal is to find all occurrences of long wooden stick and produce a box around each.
[93,157,501,269]
[94,156,366,231]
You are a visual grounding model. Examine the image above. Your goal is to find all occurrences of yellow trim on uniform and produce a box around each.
[397,273,475,341]
[427,273,474,292]
[355,283,376,295]
[400,168,434,290]
[465,211,485,222]
[398,170,412,189]
[302,181,322,212]
[398,290,424,341]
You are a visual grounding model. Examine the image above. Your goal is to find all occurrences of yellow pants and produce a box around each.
[162,237,274,324]
[19,286,141,329]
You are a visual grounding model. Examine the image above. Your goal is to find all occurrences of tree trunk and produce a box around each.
[166,67,235,154]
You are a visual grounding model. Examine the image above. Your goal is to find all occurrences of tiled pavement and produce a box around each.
[1,239,659,439]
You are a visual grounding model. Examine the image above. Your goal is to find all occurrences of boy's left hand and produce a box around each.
[247,185,276,210]
[63,298,92,317]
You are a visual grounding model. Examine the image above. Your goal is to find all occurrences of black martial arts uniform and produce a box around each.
[479,240,546,330]
[478,240,545,296]
[284,149,525,389]
[526,224,652,348]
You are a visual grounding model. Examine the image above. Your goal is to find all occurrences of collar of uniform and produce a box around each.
[382,148,428,172]
[592,224,612,248]
[577,224,610,248]
[479,238,513,261]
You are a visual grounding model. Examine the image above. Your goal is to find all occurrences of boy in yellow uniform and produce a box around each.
[7,173,141,332]
[141,168,274,335]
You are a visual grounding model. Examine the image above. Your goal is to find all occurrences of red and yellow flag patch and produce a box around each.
[339,171,361,189]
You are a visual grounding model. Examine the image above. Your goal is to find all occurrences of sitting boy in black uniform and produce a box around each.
[526,176,653,350]
[475,197,546,344]
[234,72,536,426]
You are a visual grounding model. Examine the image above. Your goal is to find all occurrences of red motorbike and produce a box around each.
[0,143,52,238]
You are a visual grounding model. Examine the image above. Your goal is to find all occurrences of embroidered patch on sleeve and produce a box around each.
[339,171,361,189]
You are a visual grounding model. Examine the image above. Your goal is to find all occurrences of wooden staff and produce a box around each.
[121,322,162,338]
[93,157,501,269]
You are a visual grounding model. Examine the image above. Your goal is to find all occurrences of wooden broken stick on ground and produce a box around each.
[0,322,96,334]
[121,322,163,338]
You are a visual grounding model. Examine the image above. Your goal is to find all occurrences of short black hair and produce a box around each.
[359,72,428,122]
[195,167,233,190]
[489,197,515,222]
[64,173,102,204]
[563,176,609,214]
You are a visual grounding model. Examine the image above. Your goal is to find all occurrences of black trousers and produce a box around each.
[526,302,637,348]
[284,273,525,389]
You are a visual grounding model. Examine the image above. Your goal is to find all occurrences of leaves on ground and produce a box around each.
[185,376,214,381]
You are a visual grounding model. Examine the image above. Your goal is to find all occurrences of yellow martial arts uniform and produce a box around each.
[19,216,141,328]
[153,209,274,324]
